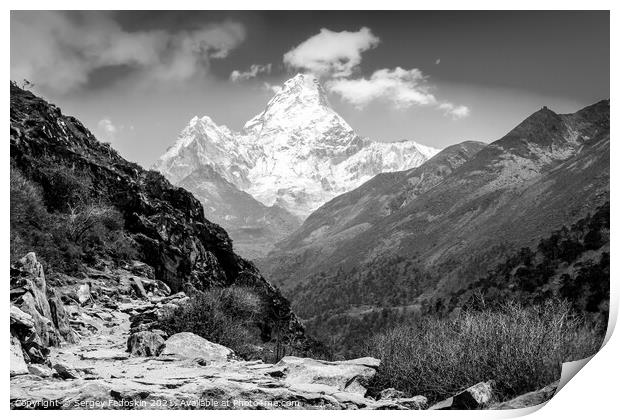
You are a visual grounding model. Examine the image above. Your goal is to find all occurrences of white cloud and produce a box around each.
[438,103,471,119]
[262,82,282,94]
[283,27,379,77]
[327,67,437,109]
[230,63,272,82]
[10,11,246,93]
[97,118,117,142]
[283,27,469,119]
[327,67,470,118]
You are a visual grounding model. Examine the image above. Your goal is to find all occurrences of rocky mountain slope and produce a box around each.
[10,83,310,355]
[261,101,609,326]
[176,166,301,260]
[261,141,487,290]
[153,73,438,257]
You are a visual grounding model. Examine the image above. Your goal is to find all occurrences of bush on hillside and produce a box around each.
[10,165,135,272]
[160,286,268,359]
[366,300,603,403]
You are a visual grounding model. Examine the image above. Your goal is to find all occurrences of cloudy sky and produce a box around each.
[11,11,609,167]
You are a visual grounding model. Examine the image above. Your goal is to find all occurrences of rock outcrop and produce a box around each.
[10,253,77,367]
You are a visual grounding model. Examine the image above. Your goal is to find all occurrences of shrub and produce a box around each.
[40,165,92,212]
[160,286,267,358]
[10,167,60,264]
[366,300,604,403]
[10,165,135,272]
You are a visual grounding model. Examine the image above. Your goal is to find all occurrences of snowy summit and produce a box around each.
[154,73,439,217]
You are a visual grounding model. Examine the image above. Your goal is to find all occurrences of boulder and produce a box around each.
[10,305,35,331]
[28,364,54,377]
[53,362,81,380]
[430,381,495,409]
[273,356,380,396]
[127,331,166,357]
[10,336,28,376]
[160,332,234,362]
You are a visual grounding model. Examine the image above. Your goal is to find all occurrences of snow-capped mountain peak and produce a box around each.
[244,73,355,150]
[154,74,440,217]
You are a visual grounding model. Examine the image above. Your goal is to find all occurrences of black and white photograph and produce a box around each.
[7,6,613,412]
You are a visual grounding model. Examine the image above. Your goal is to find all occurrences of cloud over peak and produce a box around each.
[283,27,379,78]
[327,67,436,109]
[11,11,246,93]
[284,27,470,119]
[230,63,272,82]
[326,66,470,118]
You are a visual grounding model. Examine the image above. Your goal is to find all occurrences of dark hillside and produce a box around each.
[10,82,314,351]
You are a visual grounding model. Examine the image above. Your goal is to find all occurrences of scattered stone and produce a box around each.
[379,387,405,400]
[126,261,155,279]
[394,396,428,409]
[53,362,81,380]
[77,284,91,305]
[274,356,380,396]
[127,331,166,357]
[26,346,47,364]
[130,277,148,299]
[28,364,54,377]
[430,381,495,409]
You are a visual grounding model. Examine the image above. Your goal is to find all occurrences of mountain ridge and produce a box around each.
[260,100,609,324]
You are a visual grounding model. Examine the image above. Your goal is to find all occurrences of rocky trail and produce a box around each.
[10,253,431,410]
[9,253,555,410]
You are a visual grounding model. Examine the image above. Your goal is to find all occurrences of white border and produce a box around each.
[3,2,616,419]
